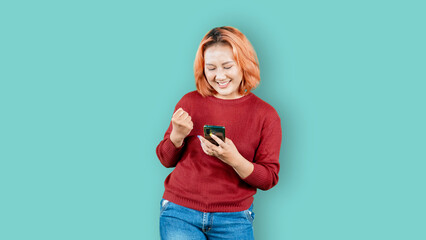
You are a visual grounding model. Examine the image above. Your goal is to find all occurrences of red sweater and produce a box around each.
[156,91,282,212]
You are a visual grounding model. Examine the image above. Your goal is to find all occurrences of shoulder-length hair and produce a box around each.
[194,26,260,97]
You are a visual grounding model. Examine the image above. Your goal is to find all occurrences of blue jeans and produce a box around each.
[159,199,255,240]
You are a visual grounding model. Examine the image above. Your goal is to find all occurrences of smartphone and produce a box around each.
[203,125,225,146]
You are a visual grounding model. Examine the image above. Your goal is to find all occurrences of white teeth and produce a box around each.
[217,80,230,86]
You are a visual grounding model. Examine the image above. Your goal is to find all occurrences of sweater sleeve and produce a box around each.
[242,117,282,190]
[155,99,188,168]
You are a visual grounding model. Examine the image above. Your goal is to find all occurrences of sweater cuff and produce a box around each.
[163,137,185,158]
[242,163,268,189]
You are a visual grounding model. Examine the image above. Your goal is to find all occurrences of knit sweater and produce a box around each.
[156,91,282,212]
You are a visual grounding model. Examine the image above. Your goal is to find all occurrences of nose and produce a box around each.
[215,71,227,81]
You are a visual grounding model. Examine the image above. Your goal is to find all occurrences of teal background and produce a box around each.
[1,0,425,239]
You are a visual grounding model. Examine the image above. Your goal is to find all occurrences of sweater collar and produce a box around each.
[206,92,254,104]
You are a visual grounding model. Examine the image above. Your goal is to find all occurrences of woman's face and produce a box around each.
[204,43,243,99]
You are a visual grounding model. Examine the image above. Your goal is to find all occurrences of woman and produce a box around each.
[156,26,282,239]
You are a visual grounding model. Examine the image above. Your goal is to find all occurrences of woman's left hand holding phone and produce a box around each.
[170,108,193,148]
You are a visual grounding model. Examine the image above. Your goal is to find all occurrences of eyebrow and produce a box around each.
[205,61,234,66]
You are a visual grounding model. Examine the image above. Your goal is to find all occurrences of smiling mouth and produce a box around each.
[216,80,231,87]
[216,80,231,89]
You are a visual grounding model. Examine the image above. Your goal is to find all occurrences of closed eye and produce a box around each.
[207,66,232,71]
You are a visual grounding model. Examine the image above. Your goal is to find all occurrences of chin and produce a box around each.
[216,89,232,95]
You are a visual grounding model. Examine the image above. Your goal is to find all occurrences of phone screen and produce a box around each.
[203,125,225,146]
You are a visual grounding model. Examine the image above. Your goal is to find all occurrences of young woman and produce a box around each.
[156,26,282,239]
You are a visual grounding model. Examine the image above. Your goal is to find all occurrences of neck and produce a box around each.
[214,93,244,100]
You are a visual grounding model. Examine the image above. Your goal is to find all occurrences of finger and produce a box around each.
[204,144,215,156]
[184,117,192,125]
[178,112,189,120]
[205,138,221,153]
[200,136,215,149]
[200,142,209,155]
[198,137,213,155]
[172,112,185,121]
[199,136,216,151]
[199,136,209,146]
[173,108,183,117]
[180,117,194,128]
[209,133,225,147]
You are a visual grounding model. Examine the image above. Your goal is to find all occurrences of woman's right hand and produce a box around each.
[169,108,193,148]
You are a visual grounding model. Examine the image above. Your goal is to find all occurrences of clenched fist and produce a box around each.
[170,108,193,148]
